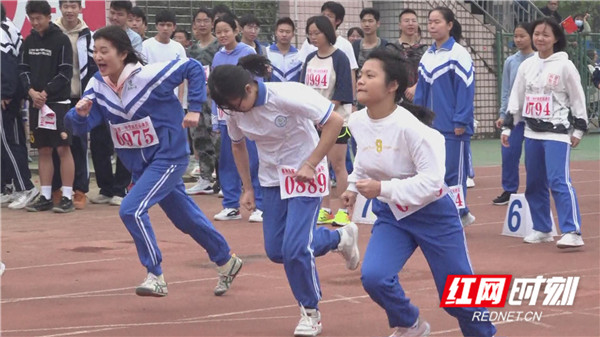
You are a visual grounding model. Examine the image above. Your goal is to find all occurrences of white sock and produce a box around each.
[41,186,52,199]
[338,208,348,213]
[321,207,331,213]
[62,186,73,200]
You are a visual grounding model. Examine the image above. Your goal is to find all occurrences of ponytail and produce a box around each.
[399,100,435,126]
[237,54,271,78]
[450,18,462,42]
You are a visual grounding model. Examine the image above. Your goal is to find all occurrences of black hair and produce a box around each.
[130,7,147,25]
[110,1,132,13]
[364,49,435,126]
[208,55,271,110]
[193,7,214,21]
[530,17,566,52]
[59,1,82,7]
[239,14,260,28]
[429,6,462,42]
[306,15,336,46]
[212,4,233,18]
[399,8,417,21]
[155,9,176,25]
[514,22,534,50]
[321,1,345,28]
[172,28,191,41]
[93,25,145,66]
[213,14,237,32]
[347,27,363,39]
[1,3,6,22]
[276,17,295,31]
[26,0,51,16]
[360,8,380,21]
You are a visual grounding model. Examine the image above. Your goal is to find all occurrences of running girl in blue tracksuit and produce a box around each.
[414,7,476,227]
[492,23,535,206]
[502,18,587,249]
[66,25,242,298]
[343,49,496,337]
[209,55,360,337]
[211,14,263,222]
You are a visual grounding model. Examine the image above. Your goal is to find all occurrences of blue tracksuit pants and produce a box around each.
[262,187,341,309]
[524,138,582,234]
[218,124,263,210]
[501,122,525,193]
[444,138,471,217]
[119,160,232,276]
[361,196,496,337]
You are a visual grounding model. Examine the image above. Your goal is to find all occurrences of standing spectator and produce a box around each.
[573,13,591,33]
[1,3,39,209]
[186,8,221,196]
[239,14,267,56]
[50,0,97,210]
[141,10,186,63]
[414,7,477,227]
[128,6,148,41]
[89,0,138,206]
[492,23,534,205]
[386,9,427,102]
[502,18,588,248]
[19,0,75,213]
[540,1,562,24]
[172,28,192,49]
[267,17,302,83]
[352,8,387,70]
[346,27,363,43]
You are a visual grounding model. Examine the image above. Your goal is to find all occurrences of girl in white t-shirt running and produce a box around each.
[209,54,360,337]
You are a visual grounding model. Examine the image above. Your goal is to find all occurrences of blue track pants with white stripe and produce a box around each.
[361,196,496,336]
[261,187,341,309]
[524,138,582,234]
[119,160,232,276]
[444,138,471,217]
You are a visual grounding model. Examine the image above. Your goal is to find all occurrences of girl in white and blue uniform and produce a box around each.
[66,26,242,298]
[502,18,587,248]
[414,7,476,227]
[492,23,535,205]
[209,55,360,337]
[211,14,263,222]
[343,49,496,337]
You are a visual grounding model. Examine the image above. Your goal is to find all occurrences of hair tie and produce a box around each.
[399,97,404,104]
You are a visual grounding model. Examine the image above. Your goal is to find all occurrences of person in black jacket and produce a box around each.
[1,3,39,210]
[540,1,562,24]
[18,0,75,213]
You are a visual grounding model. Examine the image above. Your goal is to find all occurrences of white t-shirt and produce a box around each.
[141,38,187,101]
[297,35,358,70]
[348,106,447,208]
[225,82,334,186]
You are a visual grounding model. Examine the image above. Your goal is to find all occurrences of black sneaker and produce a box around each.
[492,191,512,205]
[25,195,53,212]
[52,196,75,213]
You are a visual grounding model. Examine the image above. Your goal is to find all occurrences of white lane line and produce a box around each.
[5,258,125,271]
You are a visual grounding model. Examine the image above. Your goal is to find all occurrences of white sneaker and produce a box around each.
[460,212,476,227]
[556,232,584,248]
[466,177,475,188]
[90,194,112,204]
[214,254,243,296]
[336,222,360,270]
[0,262,5,276]
[294,306,322,336]
[8,187,39,209]
[214,208,241,221]
[1,193,15,207]
[109,196,123,206]
[135,272,168,297]
[390,317,431,336]
[186,178,214,195]
[523,230,554,244]
[190,165,201,178]
[248,209,263,222]
[218,189,224,198]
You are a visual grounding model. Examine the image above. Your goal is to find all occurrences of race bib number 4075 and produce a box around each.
[110,116,159,149]
[277,163,329,199]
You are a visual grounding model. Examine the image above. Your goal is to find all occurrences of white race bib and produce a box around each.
[38,104,57,130]
[448,184,466,210]
[217,107,227,121]
[305,68,331,89]
[387,186,448,220]
[522,94,553,119]
[277,163,329,199]
[110,116,159,149]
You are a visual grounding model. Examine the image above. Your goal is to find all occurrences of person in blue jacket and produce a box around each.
[414,7,476,227]
[66,25,242,298]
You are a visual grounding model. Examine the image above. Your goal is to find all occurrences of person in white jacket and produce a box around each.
[502,17,587,248]
[341,49,496,337]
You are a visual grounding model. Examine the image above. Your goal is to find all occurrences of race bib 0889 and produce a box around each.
[277,163,329,199]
